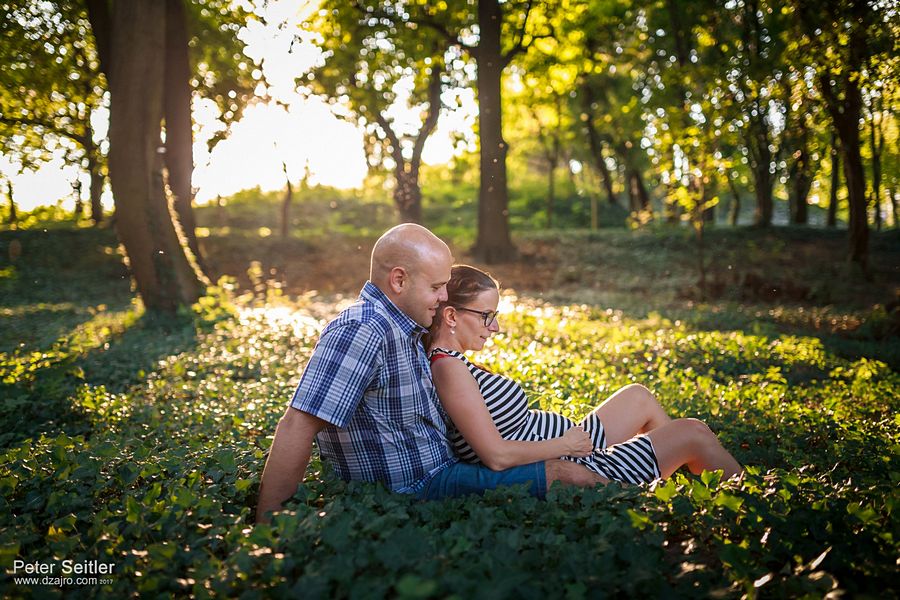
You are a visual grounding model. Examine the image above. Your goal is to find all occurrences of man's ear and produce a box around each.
[388,267,407,294]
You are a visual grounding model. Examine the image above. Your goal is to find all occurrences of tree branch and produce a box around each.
[373,112,405,170]
[348,1,475,54]
[0,116,86,146]
[501,0,555,68]
[410,62,445,169]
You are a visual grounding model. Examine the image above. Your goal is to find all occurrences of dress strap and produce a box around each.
[429,353,451,364]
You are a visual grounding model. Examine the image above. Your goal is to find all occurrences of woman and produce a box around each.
[426,265,743,484]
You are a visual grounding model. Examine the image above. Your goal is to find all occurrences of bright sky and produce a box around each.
[2,0,475,211]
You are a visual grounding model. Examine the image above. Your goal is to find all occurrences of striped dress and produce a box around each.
[430,348,660,484]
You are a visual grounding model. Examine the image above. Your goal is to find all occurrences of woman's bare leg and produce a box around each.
[646,418,743,479]
[591,384,672,445]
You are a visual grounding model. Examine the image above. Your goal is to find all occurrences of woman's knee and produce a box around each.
[677,418,717,447]
[618,383,656,405]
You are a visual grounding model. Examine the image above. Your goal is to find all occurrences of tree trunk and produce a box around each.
[164,0,205,274]
[547,159,556,228]
[107,0,204,313]
[581,83,618,206]
[85,0,113,81]
[6,180,16,224]
[828,132,840,227]
[375,62,442,225]
[83,128,105,225]
[625,162,651,217]
[841,123,868,269]
[751,163,774,226]
[790,172,811,225]
[870,116,883,231]
[80,121,104,225]
[727,176,741,226]
[625,169,638,213]
[472,0,515,262]
[88,159,104,225]
[823,74,868,269]
[394,168,423,224]
[889,187,898,229]
[787,128,812,225]
[787,141,812,225]
[73,179,84,220]
[280,163,292,239]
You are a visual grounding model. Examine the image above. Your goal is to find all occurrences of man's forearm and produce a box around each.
[255,408,323,523]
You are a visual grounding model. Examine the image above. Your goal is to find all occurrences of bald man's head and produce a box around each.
[370,224,453,327]
[370,223,450,282]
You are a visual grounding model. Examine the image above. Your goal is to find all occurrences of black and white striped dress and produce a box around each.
[430,348,660,484]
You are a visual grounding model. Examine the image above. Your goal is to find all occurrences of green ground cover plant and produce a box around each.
[1,223,897,598]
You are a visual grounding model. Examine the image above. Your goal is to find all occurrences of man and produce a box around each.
[256,224,600,523]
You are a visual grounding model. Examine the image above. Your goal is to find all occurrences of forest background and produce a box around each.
[1,0,898,597]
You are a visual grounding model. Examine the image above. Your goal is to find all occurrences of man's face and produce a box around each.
[397,250,452,328]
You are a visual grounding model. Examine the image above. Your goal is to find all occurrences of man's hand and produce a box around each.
[255,407,326,524]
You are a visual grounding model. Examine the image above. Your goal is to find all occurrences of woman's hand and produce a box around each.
[561,426,593,457]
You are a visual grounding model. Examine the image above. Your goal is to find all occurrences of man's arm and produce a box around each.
[255,407,327,524]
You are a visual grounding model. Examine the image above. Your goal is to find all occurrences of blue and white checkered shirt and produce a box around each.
[290,281,457,493]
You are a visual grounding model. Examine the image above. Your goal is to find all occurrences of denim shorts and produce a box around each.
[415,460,547,500]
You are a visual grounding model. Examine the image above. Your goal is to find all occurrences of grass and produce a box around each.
[0,211,898,598]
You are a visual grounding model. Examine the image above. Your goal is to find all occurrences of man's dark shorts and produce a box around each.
[415,461,546,500]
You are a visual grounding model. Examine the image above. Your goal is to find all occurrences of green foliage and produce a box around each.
[0,1,105,172]
[1,225,898,598]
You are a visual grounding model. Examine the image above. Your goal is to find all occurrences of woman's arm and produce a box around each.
[432,358,592,471]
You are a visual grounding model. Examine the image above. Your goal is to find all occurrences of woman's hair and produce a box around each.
[424,264,499,348]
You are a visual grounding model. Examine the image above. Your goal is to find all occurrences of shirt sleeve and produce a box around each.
[290,320,382,428]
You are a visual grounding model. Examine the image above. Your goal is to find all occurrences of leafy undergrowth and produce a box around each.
[1,290,897,599]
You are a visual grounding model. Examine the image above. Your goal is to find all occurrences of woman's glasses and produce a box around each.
[455,307,499,327]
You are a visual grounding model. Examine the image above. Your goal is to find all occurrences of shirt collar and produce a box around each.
[360,281,427,338]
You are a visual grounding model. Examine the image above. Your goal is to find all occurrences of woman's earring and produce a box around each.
[451,328,455,335]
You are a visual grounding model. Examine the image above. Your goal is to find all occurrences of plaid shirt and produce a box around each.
[290,281,456,492]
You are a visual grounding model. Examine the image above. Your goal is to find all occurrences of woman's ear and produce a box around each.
[388,267,407,294]
[442,305,457,327]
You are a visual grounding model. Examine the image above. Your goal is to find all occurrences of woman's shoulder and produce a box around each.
[428,347,468,363]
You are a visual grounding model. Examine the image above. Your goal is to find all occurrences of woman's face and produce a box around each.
[453,287,500,352]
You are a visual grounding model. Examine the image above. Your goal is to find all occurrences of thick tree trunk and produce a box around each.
[823,75,868,269]
[751,163,774,226]
[394,169,423,224]
[842,128,868,269]
[747,106,775,227]
[86,0,113,81]
[789,173,811,225]
[828,132,840,227]
[164,0,205,274]
[472,0,516,262]
[107,0,204,313]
